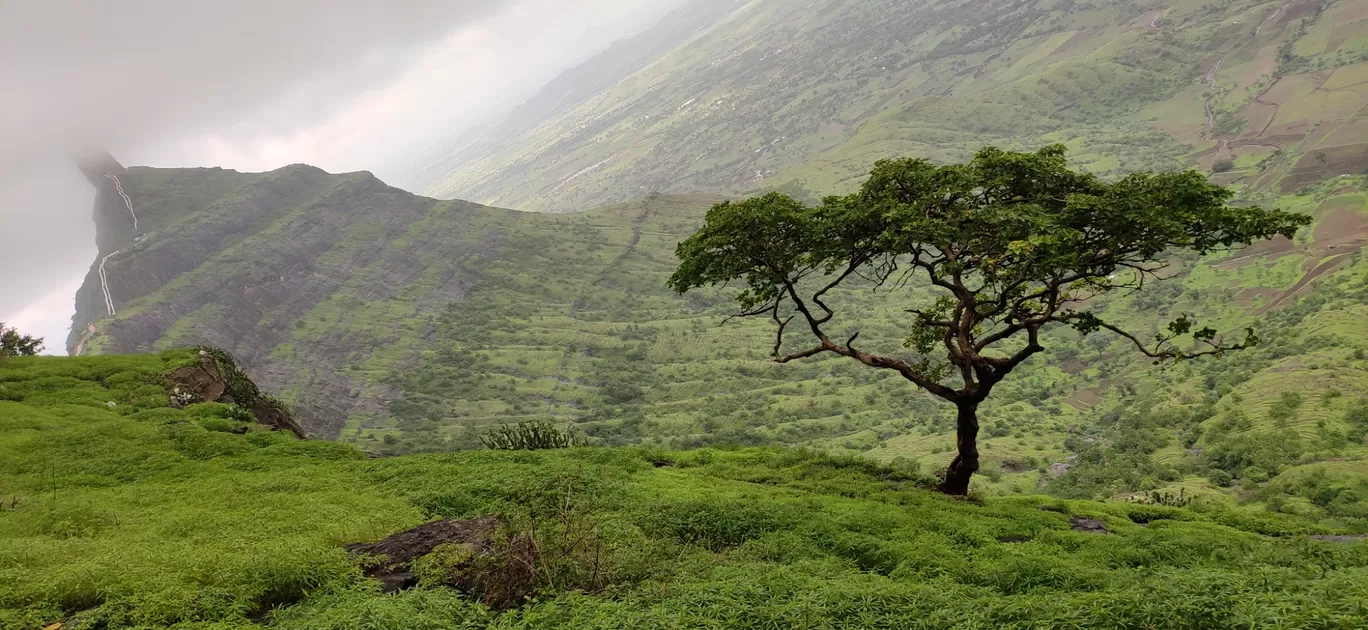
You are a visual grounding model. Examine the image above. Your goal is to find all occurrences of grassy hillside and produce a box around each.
[419,0,1368,212]
[2,354,1366,629]
[372,175,1368,512]
[70,152,1368,509]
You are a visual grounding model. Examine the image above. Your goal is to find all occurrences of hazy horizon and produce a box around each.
[0,0,688,352]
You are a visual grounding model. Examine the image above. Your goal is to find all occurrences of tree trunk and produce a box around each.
[940,401,980,495]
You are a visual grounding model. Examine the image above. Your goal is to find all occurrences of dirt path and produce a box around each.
[1252,79,1283,138]
[1259,253,1353,313]
[592,198,653,287]
[1203,2,1291,151]
[105,173,139,230]
[1151,7,1171,28]
[98,250,121,316]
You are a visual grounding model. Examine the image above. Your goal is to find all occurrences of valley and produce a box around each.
[6,0,1368,626]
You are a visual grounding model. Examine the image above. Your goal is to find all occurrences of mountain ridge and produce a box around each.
[414,0,1368,213]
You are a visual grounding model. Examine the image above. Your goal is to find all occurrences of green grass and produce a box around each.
[77,161,1368,509]
[3,354,1368,629]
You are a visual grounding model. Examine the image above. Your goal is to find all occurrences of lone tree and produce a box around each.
[669,146,1308,494]
[0,323,43,358]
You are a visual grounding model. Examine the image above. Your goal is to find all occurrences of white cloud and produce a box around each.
[1,277,84,355]
[0,0,685,354]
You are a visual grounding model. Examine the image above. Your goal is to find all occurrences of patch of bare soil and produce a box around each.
[1316,204,1368,251]
[1260,254,1354,313]
[1071,517,1110,534]
[1280,142,1368,192]
[1279,0,1323,25]
[1310,534,1368,543]
[1235,287,1280,309]
[1215,235,1297,269]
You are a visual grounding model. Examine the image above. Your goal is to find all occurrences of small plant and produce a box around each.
[416,475,639,610]
[1132,488,1193,508]
[481,421,586,451]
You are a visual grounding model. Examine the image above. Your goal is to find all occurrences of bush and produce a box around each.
[1211,158,1235,173]
[0,322,43,358]
[481,421,586,451]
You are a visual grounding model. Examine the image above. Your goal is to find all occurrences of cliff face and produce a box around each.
[68,163,517,436]
[67,161,726,440]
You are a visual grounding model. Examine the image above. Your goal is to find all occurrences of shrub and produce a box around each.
[1211,158,1235,173]
[481,421,585,451]
[0,322,43,359]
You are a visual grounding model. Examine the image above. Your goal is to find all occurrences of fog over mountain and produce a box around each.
[0,0,685,351]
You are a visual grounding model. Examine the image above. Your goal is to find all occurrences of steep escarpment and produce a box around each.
[67,164,515,436]
[66,162,732,439]
[66,157,1368,511]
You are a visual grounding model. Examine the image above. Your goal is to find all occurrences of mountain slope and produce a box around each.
[67,155,1368,514]
[63,0,1368,502]
[67,162,734,437]
[67,163,514,435]
[417,0,1368,212]
[402,0,747,194]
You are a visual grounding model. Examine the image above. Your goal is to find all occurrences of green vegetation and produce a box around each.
[66,0,1368,536]
[480,421,585,451]
[0,322,42,358]
[668,146,1307,493]
[417,0,1368,214]
[3,354,1367,629]
[73,152,1368,513]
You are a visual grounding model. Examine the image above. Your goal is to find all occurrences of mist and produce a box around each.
[0,0,686,353]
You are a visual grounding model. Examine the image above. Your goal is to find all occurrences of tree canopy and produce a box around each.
[0,322,44,358]
[669,145,1310,493]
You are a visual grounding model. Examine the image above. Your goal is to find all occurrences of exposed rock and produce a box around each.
[167,350,307,439]
[346,515,502,593]
[249,400,309,440]
[998,459,1032,473]
[167,353,227,404]
[1070,517,1110,534]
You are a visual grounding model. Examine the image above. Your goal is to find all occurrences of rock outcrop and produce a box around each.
[66,163,501,437]
[168,350,308,439]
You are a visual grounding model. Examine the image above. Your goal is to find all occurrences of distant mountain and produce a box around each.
[414,0,1368,212]
[401,0,746,197]
[64,0,1368,510]
[68,153,1368,515]
[66,160,732,438]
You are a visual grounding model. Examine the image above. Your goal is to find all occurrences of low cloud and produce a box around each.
[0,0,684,351]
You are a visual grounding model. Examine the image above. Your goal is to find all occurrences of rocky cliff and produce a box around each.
[66,161,724,439]
[67,163,525,436]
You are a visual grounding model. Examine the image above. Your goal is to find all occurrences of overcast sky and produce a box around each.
[0,0,685,353]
